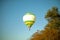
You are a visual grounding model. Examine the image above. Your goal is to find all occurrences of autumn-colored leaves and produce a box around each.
[30,7,60,40]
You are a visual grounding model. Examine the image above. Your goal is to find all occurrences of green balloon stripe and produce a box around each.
[24,21,35,23]
[26,24,33,26]
[25,22,33,25]
[26,24,33,27]
[25,21,34,25]
[24,21,35,27]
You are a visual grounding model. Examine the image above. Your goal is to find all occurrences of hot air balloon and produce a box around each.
[23,12,36,30]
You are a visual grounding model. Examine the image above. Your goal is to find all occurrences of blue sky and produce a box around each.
[1,0,60,40]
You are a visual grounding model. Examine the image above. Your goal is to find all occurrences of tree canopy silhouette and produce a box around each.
[30,7,60,40]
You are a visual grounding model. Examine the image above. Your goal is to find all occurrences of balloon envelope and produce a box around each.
[23,12,36,30]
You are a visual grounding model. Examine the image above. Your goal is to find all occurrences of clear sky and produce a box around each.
[1,0,60,40]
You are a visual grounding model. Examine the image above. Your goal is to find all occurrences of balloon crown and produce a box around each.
[25,12,35,15]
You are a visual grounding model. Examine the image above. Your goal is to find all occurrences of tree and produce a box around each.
[30,7,60,40]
